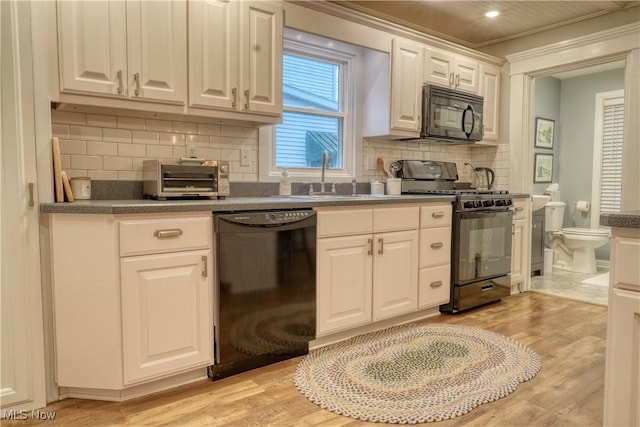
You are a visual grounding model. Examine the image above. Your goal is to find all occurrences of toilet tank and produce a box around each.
[545,201,566,232]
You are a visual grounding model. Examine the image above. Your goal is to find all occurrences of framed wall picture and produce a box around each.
[534,153,554,183]
[535,117,555,149]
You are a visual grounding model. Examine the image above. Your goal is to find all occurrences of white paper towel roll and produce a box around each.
[576,200,590,212]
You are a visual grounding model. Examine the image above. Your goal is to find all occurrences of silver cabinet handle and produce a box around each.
[378,238,384,255]
[449,72,454,86]
[430,281,443,288]
[202,255,208,278]
[134,72,140,96]
[432,212,445,218]
[116,70,123,94]
[512,223,515,235]
[28,182,35,207]
[244,89,249,109]
[431,242,444,249]
[231,87,237,108]
[455,74,460,87]
[367,238,373,256]
[154,229,183,239]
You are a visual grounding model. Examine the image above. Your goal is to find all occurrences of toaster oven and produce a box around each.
[143,158,230,200]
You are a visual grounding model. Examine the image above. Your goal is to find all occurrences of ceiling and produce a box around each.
[331,1,640,49]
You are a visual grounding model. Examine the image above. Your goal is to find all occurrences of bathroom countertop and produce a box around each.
[600,211,640,229]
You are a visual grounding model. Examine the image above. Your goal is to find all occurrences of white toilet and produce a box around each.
[545,201,610,273]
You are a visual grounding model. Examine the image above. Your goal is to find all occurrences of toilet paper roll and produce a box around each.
[576,201,590,212]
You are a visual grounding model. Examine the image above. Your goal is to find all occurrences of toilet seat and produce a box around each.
[561,227,610,237]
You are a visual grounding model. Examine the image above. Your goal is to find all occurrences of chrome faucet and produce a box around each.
[320,151,329,193]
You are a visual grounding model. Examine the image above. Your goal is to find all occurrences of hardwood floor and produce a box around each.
[6,292,608,426]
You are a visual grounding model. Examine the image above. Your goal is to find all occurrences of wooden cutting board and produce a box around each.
[61,171,74,202]
[52,137,63,202]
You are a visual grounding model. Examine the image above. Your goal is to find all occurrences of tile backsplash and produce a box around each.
[51,108,509,189]
[51,109,259,182]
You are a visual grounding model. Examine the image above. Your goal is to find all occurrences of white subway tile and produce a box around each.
[146,119,173,132]
[198,123,221,136]
[88,170,118,180]
[64,170,88,178]
[242,173,258,181]
[87,141,118,156]
[86,114,117,128]
[60,154,70,170]
[210,136,233,148]
[103,128,132,143]
[132,130,159,145]
[59,139,86,155]
[103,156,132,171]
[220,148,240,161]
[146,145,174,159]
[173,146,186,158]
[69,126,102,141]
[117,116,146,130]
[71,155,102,170]
[160,133,186,146]
[51,110,85,125]
[229,172,243,181]
[197,147,221,159]
[118,143,147,157]
[173,121,198,134]
[118,170,143,181]
[221,125,243,138]
[186,134,209,146]
[242,127,259,139]
[52,124,69,138]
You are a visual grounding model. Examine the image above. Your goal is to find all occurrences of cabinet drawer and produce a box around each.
[373,206,419,233]
[512,200,527,220]
[317,209,373,238]
[613,237,640,291]
[420,204,452,228]
[419,264,450,308]
[420,227,451,268]
[119,217,210,256]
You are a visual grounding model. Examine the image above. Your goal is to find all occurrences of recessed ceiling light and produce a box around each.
[485,10,500,18]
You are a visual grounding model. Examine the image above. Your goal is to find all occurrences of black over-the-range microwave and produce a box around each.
[415,84,484,143]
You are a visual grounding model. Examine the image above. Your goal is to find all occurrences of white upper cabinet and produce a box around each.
[57,1,127,97]
[189,0,282,116]
[424,47,479,94]
[479,63,501,143]
[57,0,187,104]
[390,38,424,133]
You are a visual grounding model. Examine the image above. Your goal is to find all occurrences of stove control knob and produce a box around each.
[475,201,483,208]
[464,201,475,209]
[483,200,494,207]
[495,199,505,207]
[505,199,513,206]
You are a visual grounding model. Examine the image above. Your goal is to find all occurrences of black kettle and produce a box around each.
[474,167,495,190]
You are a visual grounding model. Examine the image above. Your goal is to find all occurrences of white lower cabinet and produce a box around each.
[418,204,452,308]
[49,212,213,399]
[121,250,212,385]
[510,200,528,293]
[316,203,449,337]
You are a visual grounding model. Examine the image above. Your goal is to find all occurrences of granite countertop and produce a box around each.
[40,194,456,215]
[600,211,640,229]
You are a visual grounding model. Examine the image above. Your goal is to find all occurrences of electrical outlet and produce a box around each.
[187,145,197,158]
[240,148,251,166]
[365,155,376,170]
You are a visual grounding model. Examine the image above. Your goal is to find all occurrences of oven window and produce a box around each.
[455,212,512,284]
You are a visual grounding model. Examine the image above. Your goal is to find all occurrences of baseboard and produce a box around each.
[596,259,610,269]
[57,368,207,402]
[310,307,441,350]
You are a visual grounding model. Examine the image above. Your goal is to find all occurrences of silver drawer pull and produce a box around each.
[367,238,373,256]
[378,238,384,255]
[432,212,445,218]
[154,229,183,239]
[431,242,444,249]
[430,281,443,288]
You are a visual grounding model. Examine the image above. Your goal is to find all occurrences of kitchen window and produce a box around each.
[260,29,359,182]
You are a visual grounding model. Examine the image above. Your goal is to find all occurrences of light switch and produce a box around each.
[240,148,251,166]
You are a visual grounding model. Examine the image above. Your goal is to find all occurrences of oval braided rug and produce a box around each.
[294,323,541,424]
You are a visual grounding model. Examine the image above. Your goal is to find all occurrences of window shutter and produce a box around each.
[599,99,624,213]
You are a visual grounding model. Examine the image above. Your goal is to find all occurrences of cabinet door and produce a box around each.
[604,288,640,427]
[390,39,424,132]
[121,250,213,384]
[480,63,500,141]
[373,230,419,321]
[424,47,453,87]
[453,56,479,93]
[188,0,238,110]
[511,219,525,291]
[57,1,127,96]
[240,1,283,115]
[317,235,373,335]
[126,0,187,104]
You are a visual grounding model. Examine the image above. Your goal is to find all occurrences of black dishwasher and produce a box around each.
[208,210,316,380]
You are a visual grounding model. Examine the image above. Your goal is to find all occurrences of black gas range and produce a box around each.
[395,160,513,312]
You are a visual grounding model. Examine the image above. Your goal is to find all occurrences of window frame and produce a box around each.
[259,31,359,182]
[591,89,624,228]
